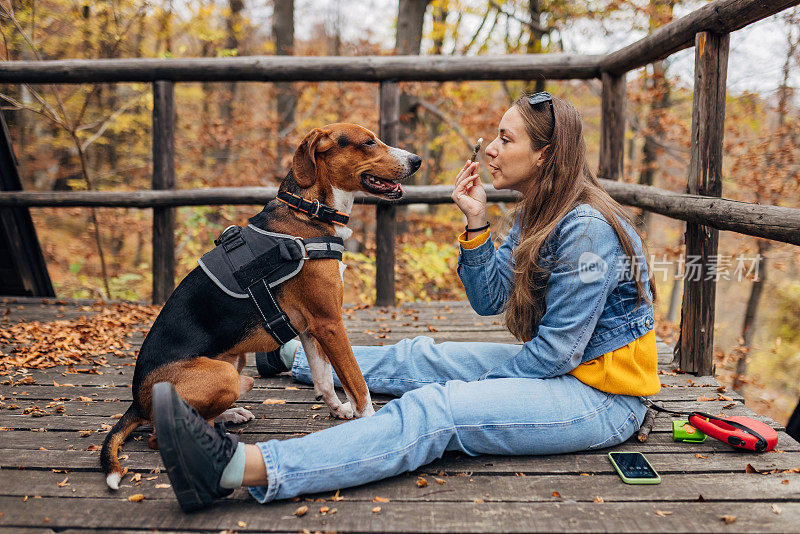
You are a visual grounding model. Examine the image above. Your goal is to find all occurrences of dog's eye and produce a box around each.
[337,137,349,148]
[364,139,376,147]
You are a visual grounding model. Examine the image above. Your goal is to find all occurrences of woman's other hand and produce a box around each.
[452,160,488,231]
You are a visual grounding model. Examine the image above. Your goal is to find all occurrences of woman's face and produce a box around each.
[485,106,546,192]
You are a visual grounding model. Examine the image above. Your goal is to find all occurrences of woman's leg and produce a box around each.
[248,374,645,503]
[292,335,522,396]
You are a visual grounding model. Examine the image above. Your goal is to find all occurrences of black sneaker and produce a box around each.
[255,348,290,377]
[152,381,239,512]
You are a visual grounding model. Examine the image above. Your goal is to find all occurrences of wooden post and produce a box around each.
[152,81,176,304]
[676,32,729,376]
[599,72,626,180]
[376,81,399,307]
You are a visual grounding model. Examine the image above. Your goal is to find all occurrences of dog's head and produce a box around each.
[292,123,421,200]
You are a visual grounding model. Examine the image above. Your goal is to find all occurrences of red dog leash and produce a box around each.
[642,399,778,452]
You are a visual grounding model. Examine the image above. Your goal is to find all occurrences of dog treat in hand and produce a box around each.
[470,138,483,162]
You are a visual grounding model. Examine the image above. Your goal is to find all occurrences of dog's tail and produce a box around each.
[100,405,144,490]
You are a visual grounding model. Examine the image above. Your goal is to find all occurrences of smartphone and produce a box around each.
[608,452,661,484]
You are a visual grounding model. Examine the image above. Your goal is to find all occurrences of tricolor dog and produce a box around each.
[101,124,421,489]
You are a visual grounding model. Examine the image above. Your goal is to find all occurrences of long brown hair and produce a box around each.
[505,93,657,342]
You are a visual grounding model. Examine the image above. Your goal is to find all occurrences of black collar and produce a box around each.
[276,190,350,227]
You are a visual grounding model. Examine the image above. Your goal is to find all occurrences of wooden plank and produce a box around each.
[677,32,729,376]
[1,496,798,532]
[0,111,54,297]
[1,469,798,504]
[151,80,176,304]
[3,445,799,475]
[376,81,400,307]
[598,72,626,180]
[0,54,602,84]
[5,181,800,246]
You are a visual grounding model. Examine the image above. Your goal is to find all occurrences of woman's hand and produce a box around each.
[452,160,487,229]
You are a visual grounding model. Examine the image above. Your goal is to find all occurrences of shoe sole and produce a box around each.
[152,382,205,513]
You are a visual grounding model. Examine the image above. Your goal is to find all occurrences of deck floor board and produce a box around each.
[1,298,797,532]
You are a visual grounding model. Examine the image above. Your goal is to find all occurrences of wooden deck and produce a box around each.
[0,299,798,532]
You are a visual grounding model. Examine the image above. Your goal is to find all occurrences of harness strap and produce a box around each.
[303,236,345,260]
[277,191,350,227]
[247,280,299,345]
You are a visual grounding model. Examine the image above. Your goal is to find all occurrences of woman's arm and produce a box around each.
[482,213,622,379]
[456,219,518,315]
[451,159,516,315]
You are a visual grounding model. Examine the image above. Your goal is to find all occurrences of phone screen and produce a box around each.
[609,452,659,479]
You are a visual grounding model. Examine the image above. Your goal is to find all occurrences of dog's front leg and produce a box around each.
[309,319,375,418]
[299,331,353,419]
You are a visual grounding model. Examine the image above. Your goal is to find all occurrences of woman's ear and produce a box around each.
[292,128,334,188]
[535,145,550,167]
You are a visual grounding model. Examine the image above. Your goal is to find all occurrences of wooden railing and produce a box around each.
[2,0,799,376]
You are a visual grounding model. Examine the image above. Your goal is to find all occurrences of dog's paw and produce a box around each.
[216,407,255,425]
[330,401,355,419]
[356,403,376,418]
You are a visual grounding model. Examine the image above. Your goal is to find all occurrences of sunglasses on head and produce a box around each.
[528,91,555,139]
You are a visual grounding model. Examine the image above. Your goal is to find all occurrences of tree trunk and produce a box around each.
[396,0,430,160]
[733,239,770,393]
[273,0,296,177]
[636,0,674,232]
[220,0,244,142]
[527,0,546,93]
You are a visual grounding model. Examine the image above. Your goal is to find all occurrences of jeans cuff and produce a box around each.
[247,441,280,503]
[290,344,306,381]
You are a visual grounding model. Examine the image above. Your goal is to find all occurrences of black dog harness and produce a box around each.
[198,223,345,345]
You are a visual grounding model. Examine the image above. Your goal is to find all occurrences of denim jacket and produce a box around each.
[457,203,654,380]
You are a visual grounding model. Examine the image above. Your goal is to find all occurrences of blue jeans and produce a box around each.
[248,336,646,503]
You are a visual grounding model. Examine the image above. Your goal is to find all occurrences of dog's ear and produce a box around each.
[292,129,334,188]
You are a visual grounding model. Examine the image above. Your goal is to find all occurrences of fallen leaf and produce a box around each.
[552,491,561,498]
[237,521,247,527]
[695,454,708,459]
[311,404,323,410]
[696,396,715,401]
[434,477,445,485]
[87,445,101,451]
[155,483,171,489]
[111,413,123,419]
[781,479,790,485]
[294,505,308,517]
[719,515,737,524]
[373,496,390,503]
[328,508,337,514]
[285,386,299,390]
[57,476,69,487]
[319,506,330,514]
[593,496,604,503]
[130,473,141,483]
[473,498,484,503]
[372,506,381,513]
[416,477,428,487]
[128,494,145,502]
[745,464,767,475]
[330,489,344,501]
[654,510,673,517]
[262,399,286,405]
[771,504,781,515]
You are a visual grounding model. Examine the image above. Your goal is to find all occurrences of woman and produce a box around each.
[152,92,659,512]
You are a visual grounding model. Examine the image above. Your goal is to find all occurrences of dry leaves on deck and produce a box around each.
[0,302,159,374]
